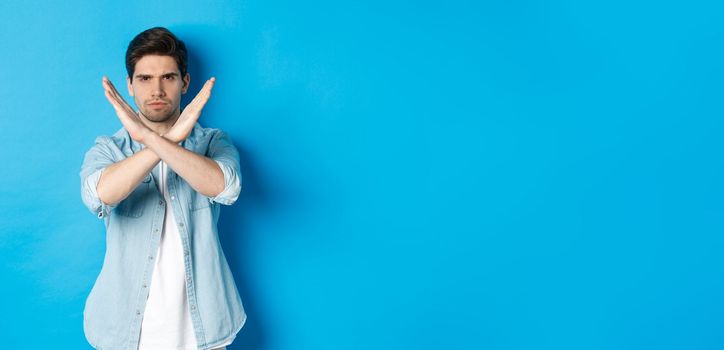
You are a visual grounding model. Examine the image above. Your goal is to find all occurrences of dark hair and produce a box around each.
[125,27,188,82]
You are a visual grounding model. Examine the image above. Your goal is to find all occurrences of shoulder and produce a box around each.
[91,127,131,149]
[189,122,231,144]
[194,122,228,137]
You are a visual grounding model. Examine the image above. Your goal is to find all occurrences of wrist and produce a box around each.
[140,128,163,146]
[136,127,154,144]
[162,131,181,144]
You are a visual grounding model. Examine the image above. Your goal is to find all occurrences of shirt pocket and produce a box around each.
[117,176,152,217]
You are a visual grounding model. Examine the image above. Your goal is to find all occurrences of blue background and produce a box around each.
[1,0,723,349]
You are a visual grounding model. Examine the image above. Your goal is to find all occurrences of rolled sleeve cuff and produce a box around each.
[210,159,241,205]
[83,168,117,219]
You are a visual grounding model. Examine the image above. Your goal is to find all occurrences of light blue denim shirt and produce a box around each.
[79,122,247,350]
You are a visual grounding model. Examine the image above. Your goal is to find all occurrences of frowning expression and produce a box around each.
[127,55,189,123]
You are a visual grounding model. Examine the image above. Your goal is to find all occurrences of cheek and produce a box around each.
[168,84,184,98]
[131,87,145,98]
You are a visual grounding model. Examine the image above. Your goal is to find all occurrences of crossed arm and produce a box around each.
[97,77,223,206]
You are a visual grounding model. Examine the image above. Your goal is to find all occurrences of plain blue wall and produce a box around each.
[1,0,723,349]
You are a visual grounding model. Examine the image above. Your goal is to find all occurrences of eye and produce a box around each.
[139,76,150,81]
[164,75,176,80]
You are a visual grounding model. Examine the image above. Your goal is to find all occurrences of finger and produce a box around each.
[103,78,124,102]
[104,92,136,121]
[105,87,131,112]
[102,77,126,103]
[104,90,134,117]
[204,77,216,96]
[103,83,137,118]
[189,78,216,108]
[197,77,215,97]
[104,89,123,111]
[103,78,135,110]
[193,78,214,98]
[102,78,123,103]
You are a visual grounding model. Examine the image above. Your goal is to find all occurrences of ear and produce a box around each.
[126,76,134,97]
[182,73,190,94]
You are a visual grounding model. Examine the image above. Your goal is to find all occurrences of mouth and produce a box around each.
[147,101,168,109]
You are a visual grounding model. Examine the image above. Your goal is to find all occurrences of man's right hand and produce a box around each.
[102,76,154,143]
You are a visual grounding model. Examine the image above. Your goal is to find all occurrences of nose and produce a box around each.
[151,78,165,98]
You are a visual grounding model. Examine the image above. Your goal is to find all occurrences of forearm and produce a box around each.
[97,147,161,206]
[143,132,225,197]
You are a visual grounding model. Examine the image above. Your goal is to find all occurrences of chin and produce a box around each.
[142,111,174,123]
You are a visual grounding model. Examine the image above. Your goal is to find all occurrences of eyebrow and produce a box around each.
[134,72,180,79]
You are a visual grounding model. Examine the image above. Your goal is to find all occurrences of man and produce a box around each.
[80,27,246,350]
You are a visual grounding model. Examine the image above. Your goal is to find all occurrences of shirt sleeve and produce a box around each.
[206,129,242,206]
[79,137,118,219]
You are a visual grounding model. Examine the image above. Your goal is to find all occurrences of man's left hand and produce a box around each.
[163,77,216,143]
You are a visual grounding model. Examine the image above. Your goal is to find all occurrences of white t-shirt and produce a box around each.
[138,161,232,350]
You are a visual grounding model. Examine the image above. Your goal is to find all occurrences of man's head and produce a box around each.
[125,27,190,123]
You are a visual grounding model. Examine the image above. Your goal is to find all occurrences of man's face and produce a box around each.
[127,55,189,123]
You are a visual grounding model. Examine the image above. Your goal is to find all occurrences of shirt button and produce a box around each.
[159,200,164,205]
[143,284,147,288]
[171,195,175,200]
[184,250,189,256]
[179,222,184,227]
[190,305,196,310]
[148,256,153,260]
[136,310,140,315]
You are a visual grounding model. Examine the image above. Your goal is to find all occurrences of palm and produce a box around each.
[102,77,150,141]
[166,77,216,142]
